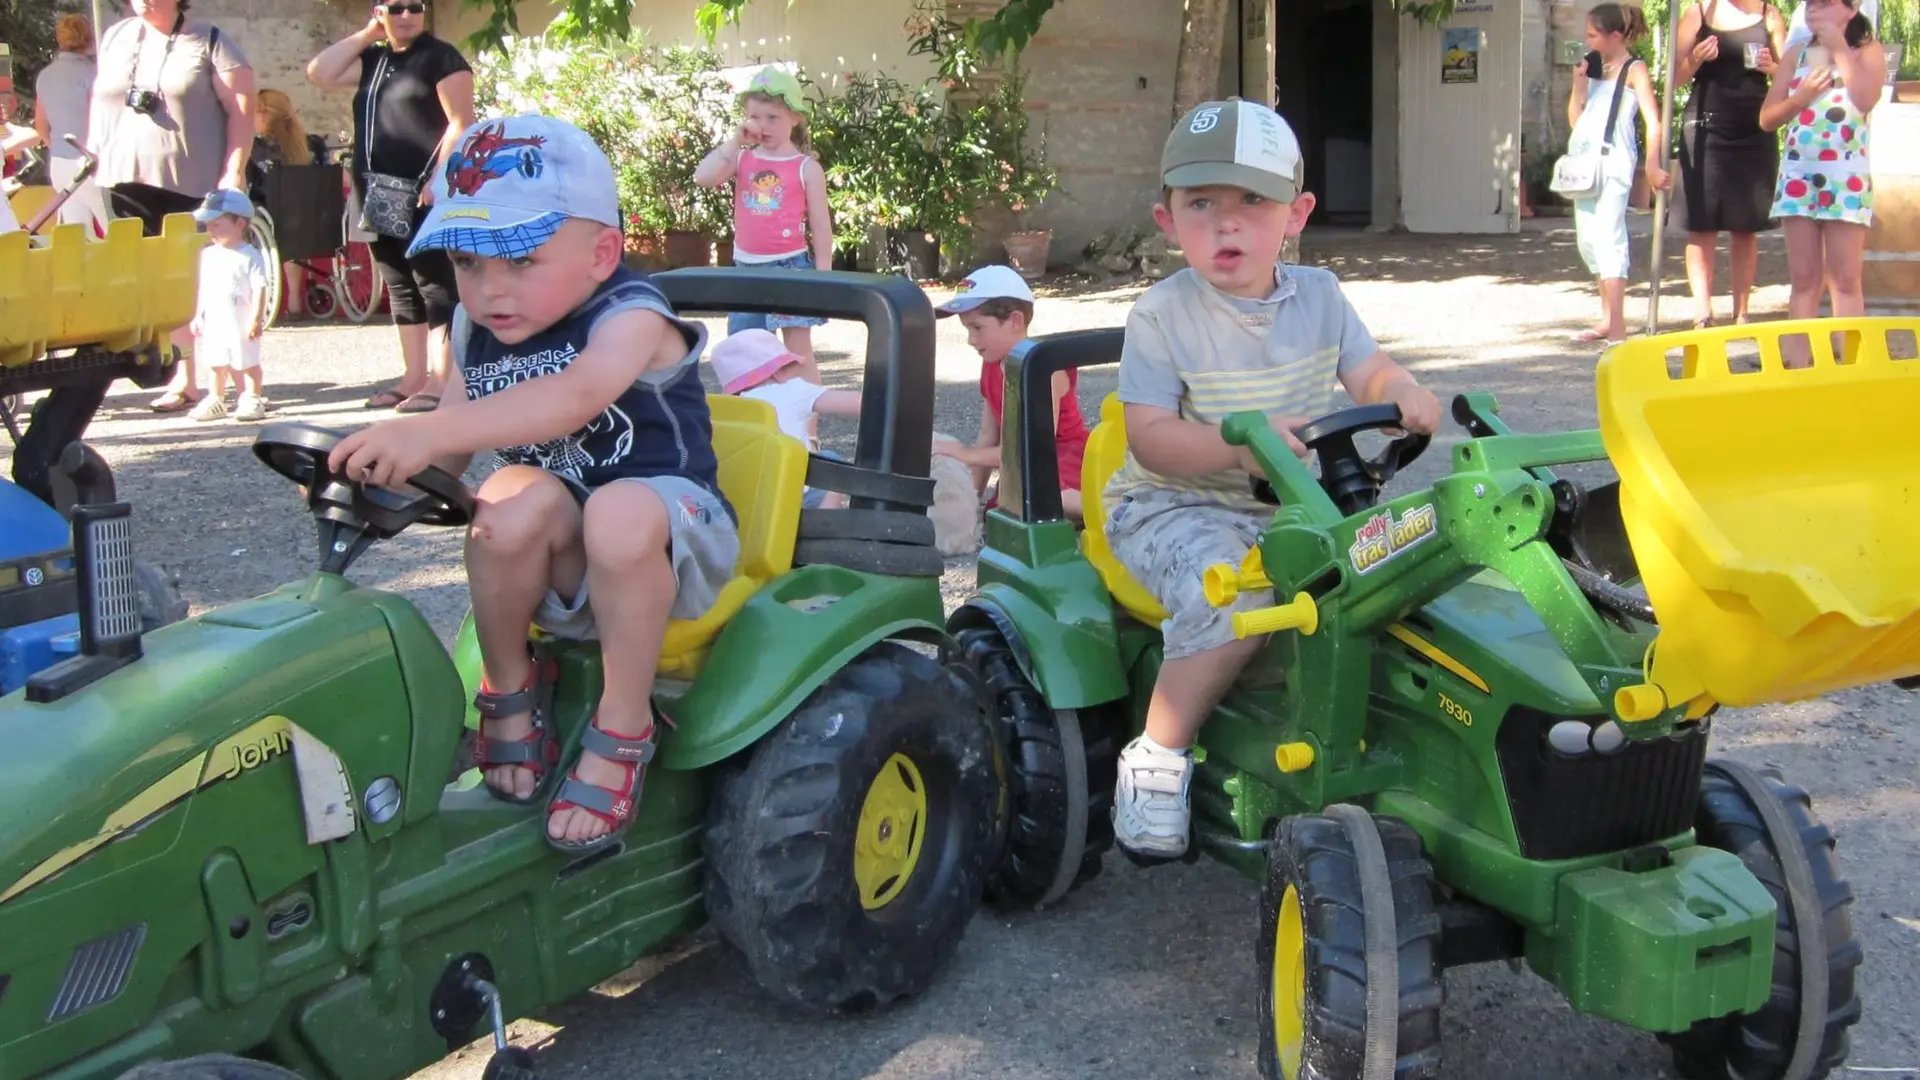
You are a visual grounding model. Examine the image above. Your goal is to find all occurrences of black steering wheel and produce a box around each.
[1279,404,1431,516]
[253,422,476,574]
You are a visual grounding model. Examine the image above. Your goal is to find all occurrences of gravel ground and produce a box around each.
[7,217,1916,1080]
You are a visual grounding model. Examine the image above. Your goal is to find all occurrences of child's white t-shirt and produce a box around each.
[0,195,21,235]
[743,379,828,450]
[194,241,270,370]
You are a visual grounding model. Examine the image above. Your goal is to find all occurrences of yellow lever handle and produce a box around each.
[1205,561,1273,607]
[1231,592,1320,639]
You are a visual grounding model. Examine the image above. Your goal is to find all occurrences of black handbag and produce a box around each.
[356,50,430,240]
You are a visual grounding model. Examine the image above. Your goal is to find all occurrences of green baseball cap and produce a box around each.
[1161,99,1304,203]
[741,65,808,116]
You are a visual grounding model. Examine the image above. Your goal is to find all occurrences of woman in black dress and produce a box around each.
[1670,0,1788,327]
[305,0,474,412]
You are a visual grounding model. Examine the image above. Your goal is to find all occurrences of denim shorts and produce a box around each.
[728,251,828,333]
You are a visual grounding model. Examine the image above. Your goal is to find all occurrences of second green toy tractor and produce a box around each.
[952,320,1920,1080]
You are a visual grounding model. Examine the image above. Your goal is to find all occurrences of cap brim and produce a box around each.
[722,354,800,394]
[934,296,990,316]
[406,207,568,260]
[1162,162,1299,204]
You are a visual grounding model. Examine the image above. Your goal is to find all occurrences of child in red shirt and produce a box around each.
[933,265,1089,522]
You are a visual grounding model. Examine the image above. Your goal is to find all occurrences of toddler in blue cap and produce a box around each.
[329,115,739,856]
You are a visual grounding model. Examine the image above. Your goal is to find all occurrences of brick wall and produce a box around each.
[1003,0,1188,258]
[186,0,380,144]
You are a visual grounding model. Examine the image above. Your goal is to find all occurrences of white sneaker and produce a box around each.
[188,394,229,422]
[1113,734,1193,858]
[234,393,268,421]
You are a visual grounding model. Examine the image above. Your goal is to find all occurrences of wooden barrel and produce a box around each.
[1865,101,1920,316]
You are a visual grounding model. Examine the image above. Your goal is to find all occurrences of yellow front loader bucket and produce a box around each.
[0,211,202,369]
[1597,319,1920,720]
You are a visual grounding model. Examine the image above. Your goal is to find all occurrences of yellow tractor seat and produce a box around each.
[1078,393,1171,627]
[656,394,807,677]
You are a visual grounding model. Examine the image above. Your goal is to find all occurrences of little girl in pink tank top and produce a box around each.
[694,65,835,381]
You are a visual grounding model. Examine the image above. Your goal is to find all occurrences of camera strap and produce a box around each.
[128,11,186,97]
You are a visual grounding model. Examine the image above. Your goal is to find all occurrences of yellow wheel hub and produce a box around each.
[854,753,927,911]
[1273,884,1307,1080]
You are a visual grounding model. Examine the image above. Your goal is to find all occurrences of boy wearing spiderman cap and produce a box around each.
[328,115,739,857]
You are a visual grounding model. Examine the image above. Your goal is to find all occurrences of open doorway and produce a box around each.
[1274,0,1375,226]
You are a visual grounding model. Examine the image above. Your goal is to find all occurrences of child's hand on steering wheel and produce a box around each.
[327,418,440,491]
[1382,380,1443,436]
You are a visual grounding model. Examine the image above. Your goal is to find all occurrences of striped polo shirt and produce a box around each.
[1105,264,1380,513]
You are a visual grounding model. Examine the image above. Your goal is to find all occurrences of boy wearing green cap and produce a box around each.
[1105,99,1443,860]
[694,65,832,383]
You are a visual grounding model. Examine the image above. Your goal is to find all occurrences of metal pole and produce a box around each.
[1645,0,1684,334]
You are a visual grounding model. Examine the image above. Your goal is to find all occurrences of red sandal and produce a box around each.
[469,648,561,805]
[544,709,661,856]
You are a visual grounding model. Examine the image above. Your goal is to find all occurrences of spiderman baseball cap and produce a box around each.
[407,114,620,260]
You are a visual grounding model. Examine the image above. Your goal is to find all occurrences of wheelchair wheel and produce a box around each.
[245,211,285,332]
[334,239,384,324]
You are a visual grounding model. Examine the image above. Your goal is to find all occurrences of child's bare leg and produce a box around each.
[1110,501,1269,857]
[548,481,677,845]
[1597,277,1627,341]
[243,367,265,396]
[780,325,821,384]
[467,467,585,798]
[1781,218,1825,369]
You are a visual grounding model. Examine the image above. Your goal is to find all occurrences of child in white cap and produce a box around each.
[711,328,861,509]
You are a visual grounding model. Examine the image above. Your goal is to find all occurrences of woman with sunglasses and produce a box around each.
[307,0,475,413]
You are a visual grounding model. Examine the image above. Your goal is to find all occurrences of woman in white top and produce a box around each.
[33,14,108,236]
[1566,2,1669,346]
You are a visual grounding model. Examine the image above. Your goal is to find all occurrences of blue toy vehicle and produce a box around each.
[0,439,186,694]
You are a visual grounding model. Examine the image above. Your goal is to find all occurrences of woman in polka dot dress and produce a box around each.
[1759,0,1886,343]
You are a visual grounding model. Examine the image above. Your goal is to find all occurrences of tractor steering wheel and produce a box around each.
[253,423,475,573]
[1292,404,1431,516]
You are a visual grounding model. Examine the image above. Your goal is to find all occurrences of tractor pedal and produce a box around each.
[1895,675,1920,691]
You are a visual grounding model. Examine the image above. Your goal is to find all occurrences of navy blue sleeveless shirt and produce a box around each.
[455,266,736,523]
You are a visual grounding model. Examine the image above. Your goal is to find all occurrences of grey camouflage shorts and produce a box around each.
[1106,488,1274,661]
[534,475,740,640]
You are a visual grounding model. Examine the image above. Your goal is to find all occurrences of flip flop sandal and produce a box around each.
[469,648,562,805]
[364,386,409,409]
[395,393,441,413]
[150,391,202,413]
[545,711,659,857]
[1569,329,1611,345]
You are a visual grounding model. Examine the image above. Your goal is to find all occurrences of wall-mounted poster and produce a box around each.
[1443,27,1481,84]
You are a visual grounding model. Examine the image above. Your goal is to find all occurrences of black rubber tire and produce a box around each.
[136,559,189,632]
[1660,764,1864,1080]
[954,625,1118,909]
[702,640,1003,1013]
[114,1056,306,1080]
[1257,812,1445,1080]
[792,537,946,578]
[796,508,937,547]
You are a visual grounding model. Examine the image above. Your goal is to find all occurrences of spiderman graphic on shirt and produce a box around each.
[444,123,547,197]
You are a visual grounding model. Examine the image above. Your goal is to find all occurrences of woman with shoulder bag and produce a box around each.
[306,0,474,412]
[1561,3,1669,347]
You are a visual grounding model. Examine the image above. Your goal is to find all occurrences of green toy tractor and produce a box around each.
[0,270,1006,1080]
[952,320,1920,1079]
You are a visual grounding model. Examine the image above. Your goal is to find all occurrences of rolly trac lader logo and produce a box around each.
[1348,502,1438,574]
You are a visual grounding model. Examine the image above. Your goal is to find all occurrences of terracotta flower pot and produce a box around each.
[1003,229,1051,281]
[664,230,712,268]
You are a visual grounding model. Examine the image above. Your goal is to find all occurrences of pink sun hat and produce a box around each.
[711,329,803,394]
